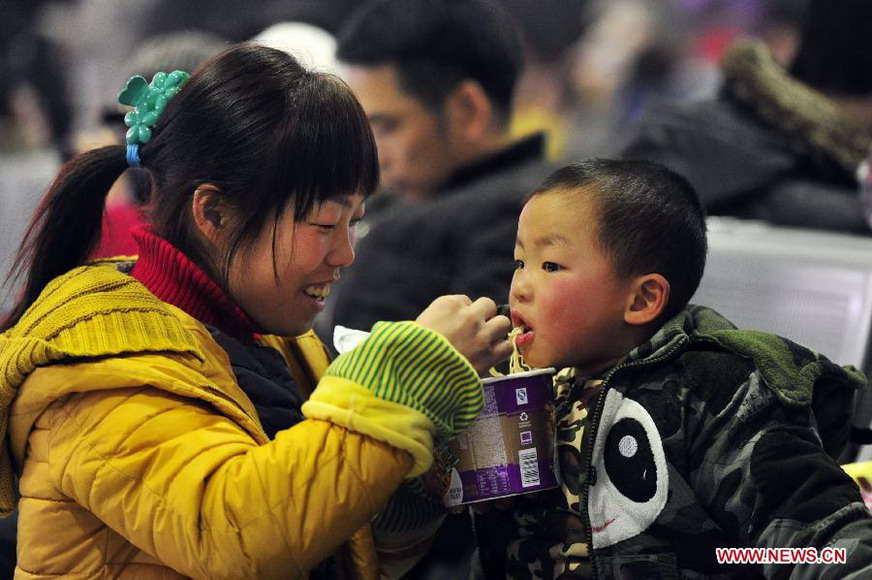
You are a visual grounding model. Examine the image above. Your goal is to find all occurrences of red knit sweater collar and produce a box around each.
[130,225,259,342]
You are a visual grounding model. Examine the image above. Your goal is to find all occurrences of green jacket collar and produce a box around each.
[619,305,866,407]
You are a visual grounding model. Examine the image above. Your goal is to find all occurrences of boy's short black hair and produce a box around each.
[335,0,523,122]
[531,158,708,322]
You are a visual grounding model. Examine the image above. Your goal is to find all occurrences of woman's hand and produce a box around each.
[416,295,513,375]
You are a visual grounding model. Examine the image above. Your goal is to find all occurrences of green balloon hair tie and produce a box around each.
[118,70,190,166]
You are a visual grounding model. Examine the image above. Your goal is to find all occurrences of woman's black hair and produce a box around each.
[2,42,379,330]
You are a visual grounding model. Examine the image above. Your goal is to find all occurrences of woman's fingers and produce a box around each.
[416,294,512,374]
[469,296,497,318]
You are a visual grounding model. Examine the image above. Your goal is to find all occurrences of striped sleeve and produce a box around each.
[323,321,483,435]
[302,321,483,477]
[371,476,444,537]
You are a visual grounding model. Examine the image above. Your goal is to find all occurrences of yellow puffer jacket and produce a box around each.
[0,264,479,578]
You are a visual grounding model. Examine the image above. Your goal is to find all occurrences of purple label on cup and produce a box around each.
[444,368,559,506]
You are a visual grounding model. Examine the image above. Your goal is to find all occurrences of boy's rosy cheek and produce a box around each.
[546,280,585,308]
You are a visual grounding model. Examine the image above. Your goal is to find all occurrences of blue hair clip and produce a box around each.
[126,143,142,168]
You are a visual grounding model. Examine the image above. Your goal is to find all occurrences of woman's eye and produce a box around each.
[543,261,562,272]
[313,223,337,231]
[512,259,524,270]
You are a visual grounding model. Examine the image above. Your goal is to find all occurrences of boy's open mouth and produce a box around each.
[510,310,535,347]
[516,327,534,348]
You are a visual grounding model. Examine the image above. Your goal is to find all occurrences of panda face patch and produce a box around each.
[587,389,668,548]
[604,418,658,503]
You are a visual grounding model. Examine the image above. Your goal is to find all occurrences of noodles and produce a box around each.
[489,326,531,376]
[508,326,532,374]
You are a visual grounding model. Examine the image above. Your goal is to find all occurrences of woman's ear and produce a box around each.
[191,184,226,245]
[624,273,670,326]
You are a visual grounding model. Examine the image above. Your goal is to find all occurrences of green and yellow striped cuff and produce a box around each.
[324,321,483,435]
[304,321,483,476]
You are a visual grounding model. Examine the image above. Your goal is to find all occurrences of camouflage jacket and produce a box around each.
[474,305,872,579]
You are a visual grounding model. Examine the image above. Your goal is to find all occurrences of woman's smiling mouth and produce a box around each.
[303,283,331,302]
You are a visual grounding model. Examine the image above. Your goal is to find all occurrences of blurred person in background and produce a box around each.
[752,0,809,65]
[619,0,872,234]
[252,20,338,74]
[326,0,555,331]
[254,0,362,37]
[499,0,590,162]
[563,0,700,159]
[0,4,79,574]
[562,0,807,162]
[0,0,70,317]
[335,0,537,205]
[0,0,72,157]
[324,0,557,576]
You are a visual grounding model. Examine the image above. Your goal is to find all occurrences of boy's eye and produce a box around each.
[512,259,524,270]
[542,261,562,272]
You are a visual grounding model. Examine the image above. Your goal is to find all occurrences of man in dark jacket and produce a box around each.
[324,0,555,336]
[322,2,555,575]
[619,0,872,234]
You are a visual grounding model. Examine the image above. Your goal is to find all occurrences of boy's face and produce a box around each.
[509,191,636,374]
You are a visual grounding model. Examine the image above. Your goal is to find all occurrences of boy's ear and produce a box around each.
[191,184,227,245]
[444,79,493,144]
[624,273,670,326]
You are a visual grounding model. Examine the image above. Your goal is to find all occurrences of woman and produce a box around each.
[0,43,512,578]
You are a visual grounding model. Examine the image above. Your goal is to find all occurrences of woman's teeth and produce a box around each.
[304,284,331,301]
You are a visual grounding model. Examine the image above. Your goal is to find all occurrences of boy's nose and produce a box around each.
[510,278,530,303]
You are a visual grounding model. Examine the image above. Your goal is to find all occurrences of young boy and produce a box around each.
[473,158,872,578]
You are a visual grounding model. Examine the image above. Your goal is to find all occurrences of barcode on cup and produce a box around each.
[518,447,540,488]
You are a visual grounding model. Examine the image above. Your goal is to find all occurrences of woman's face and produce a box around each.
[229,194,366,336]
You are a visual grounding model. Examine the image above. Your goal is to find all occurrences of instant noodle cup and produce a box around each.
[443,367,559,507]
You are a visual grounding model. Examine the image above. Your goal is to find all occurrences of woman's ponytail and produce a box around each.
[2,145,130,330]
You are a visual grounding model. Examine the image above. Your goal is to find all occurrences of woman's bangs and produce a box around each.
[286,75,379,219]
